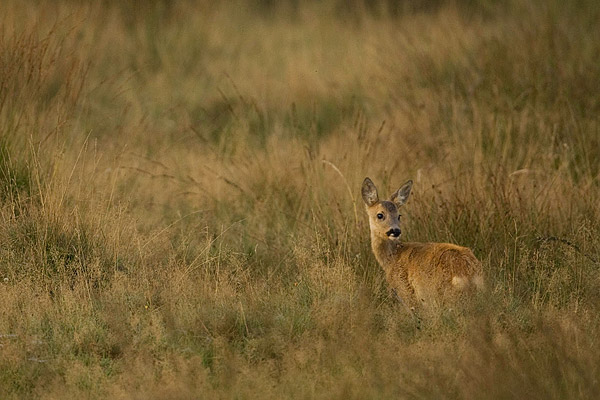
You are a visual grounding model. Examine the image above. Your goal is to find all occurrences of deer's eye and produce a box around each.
[376,213,384,220]
[398,215,401,221]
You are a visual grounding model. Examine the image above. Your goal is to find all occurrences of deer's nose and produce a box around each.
[386,228,401,238]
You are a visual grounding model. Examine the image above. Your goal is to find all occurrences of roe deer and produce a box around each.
[361,177,483,310]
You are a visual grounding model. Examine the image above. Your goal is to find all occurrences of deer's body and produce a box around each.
[362,178,483,309]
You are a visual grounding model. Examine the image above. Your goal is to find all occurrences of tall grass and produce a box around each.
[1,0,599,398]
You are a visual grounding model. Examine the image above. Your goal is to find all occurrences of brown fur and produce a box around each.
[362,178,484,309]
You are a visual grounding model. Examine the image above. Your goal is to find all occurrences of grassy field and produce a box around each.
[1,0,599,398]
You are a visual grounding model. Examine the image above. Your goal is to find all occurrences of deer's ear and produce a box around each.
[361,177,379,207]
[391,180,413,206]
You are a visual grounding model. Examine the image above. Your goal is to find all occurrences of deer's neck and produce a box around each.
[370,233,405,272]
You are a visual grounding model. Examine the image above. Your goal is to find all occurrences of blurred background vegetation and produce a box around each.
[1,0,599,398]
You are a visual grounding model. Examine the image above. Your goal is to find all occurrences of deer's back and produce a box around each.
[389,242,483,303]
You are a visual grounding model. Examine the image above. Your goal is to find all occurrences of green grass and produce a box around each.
[1,0,599,398]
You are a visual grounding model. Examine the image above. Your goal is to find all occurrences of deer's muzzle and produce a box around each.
[386,228,401,238]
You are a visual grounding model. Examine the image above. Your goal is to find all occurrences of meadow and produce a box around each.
[1,0,599,398]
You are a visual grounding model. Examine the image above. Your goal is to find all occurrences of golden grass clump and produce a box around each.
[1,0,599,398]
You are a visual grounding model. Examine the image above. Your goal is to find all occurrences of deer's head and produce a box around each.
[361,177,413,241]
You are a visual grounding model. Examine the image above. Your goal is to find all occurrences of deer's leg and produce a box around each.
[391,287,422,328]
